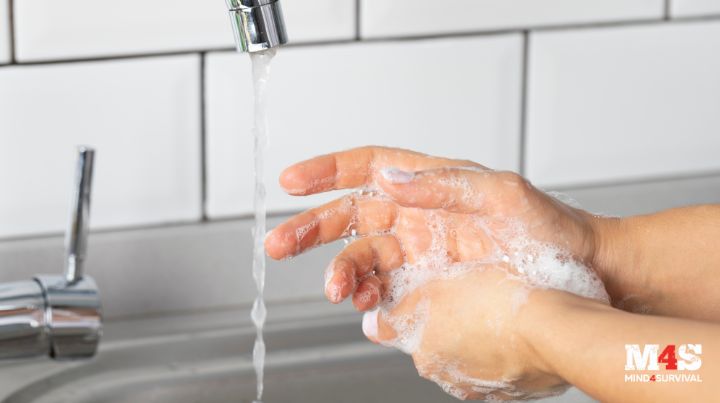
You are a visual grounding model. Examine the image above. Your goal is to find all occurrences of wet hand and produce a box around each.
[265,146,604,308]
[265,146,608,400]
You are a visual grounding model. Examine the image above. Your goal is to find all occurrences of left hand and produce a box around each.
[265,146,608,400]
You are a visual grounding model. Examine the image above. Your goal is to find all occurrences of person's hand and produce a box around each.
[360,265,579,400]
[265,146,606,304]
[265,147,609,399]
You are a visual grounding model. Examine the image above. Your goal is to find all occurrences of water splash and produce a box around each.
[249,48,276,403]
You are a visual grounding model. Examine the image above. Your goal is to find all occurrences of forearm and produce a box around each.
[522,290,720,403]
[592,205,720,320]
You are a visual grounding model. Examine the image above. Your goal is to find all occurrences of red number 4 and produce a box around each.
[659,345,678,370]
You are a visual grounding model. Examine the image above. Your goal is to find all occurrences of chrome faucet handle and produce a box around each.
[34,146,102,359]
[225,0,288,52]
[64,146,94,283]
[0,147,102,361]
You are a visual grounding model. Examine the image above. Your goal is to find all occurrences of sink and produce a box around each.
[0,302,595,403]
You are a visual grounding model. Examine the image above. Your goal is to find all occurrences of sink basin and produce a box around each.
[0,302,595,403]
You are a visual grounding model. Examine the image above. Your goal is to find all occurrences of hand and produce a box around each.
[265,147,609,400]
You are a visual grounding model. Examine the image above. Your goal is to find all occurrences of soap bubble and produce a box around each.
[332,179,609,401]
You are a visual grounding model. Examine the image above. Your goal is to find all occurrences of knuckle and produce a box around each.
[500,171,528,187]
[497,171,533,199]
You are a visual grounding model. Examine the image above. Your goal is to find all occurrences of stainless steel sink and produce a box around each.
[0,302,595,403]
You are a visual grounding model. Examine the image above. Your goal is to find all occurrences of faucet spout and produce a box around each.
[225,0,288,53]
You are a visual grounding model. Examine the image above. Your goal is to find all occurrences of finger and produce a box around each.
[362,309,380,343]
[352,276,382,311]
[265,195,398,260]
[323,257,355,304]
[279,146,482,196]
[324,235,404,304]
[378,166,526,214]
[362,308,397,344]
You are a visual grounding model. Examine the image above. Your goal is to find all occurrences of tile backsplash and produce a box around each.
[360,0,665,38]
[0,55,202,238]
[14,0,356,61]
[526,21,720,187]
[0,0,9,64]
[206,35,522,217]
[671,0,720,17]
[1,1,718,237]
[1,1,720,317]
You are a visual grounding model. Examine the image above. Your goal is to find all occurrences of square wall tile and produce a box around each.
[15,0,355,61]
[206,35,523,218]
[672,0,720,17]
[0,55,201,238]
[526,21,720,187]
[0,0,9,63]
[282,0,356,43]
[361,0,663,38]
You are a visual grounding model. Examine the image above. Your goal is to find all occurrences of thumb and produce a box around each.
[362,308,397,344]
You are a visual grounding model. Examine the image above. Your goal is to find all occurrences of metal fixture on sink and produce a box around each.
[0,147,102,360]
[225,0,288,52]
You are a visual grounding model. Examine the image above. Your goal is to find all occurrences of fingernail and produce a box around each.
[264,229,275,243]
[362,309,379,339]
[327,283,342,304]
[324,265,342,303]
[323,264,334,289]
[381,167,415,184]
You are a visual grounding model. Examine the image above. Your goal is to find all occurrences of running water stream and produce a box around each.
[249,48,276,403]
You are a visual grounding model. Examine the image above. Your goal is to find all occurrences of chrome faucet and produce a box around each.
[0,147,102,360]
[225,0,288,52]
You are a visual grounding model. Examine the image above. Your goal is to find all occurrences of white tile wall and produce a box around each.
[671,0,720,17]
[526,21,720,187]
[0,0,10,64]
[14,0,355,62]
[281,0,356,42]
[206,36,523,218]
[360,0,664,38]
[0,55,201,238]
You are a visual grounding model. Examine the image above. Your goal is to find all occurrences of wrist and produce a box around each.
[516,290,582,377]
[586,214,623,272]
[585,214,633,302]
[517,290,610,379]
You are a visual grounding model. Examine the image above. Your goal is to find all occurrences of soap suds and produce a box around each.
[340,168,610,400]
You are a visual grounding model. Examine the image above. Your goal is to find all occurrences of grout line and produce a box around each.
[0,209,303,244]
[357,14,720,41]
[199,52,209,222]
[664,0,672,20]
[547,169,720,192]
[0,221,203,243]
[8,0,16,63]
[0,14,720,68]
[355,0,362,40]
[1,14,720,69]
[0,47,236,68]
[524,13,718,32]
[4,167,720,244]
[518,31,530,177]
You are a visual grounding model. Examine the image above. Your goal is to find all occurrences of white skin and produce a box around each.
[264,147,600,400]
[265,147,720,401]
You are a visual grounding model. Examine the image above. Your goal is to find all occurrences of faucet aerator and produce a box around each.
[225,0,288,53]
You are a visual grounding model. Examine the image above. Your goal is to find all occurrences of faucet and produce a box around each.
[225,0,288,52]
[0,147,102,360]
